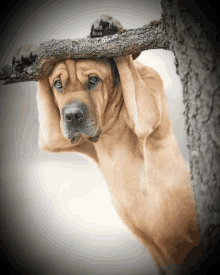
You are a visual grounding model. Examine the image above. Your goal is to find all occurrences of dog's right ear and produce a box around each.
[37,79,75,152]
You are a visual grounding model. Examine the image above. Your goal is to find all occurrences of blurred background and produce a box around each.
[0,0,188,274]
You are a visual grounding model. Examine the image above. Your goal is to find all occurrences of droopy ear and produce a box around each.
[114,55,163,139]
[37,79,72,151]
[37,79,99,163]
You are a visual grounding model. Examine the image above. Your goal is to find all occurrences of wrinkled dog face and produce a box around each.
[48,58,116,145]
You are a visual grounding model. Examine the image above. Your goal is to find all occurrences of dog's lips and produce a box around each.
[87,130,101,143]
[69,133,82,144]
[68,130,101,144]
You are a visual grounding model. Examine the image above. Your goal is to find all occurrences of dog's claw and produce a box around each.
[12,44,38,66]
[90,14,123,38]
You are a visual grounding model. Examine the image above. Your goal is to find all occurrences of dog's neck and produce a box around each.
[93,104,152,201]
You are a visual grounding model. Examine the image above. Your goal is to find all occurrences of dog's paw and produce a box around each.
[12,44,38,66]
[90,14,124,38]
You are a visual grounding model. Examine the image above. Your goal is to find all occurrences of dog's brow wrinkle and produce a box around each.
[76,59,110,76]
[65,59,77,83]
[49,63,68,81]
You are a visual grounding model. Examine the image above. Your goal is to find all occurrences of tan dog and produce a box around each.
[16,15,200,274]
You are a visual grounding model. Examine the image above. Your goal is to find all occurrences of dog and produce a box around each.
[14,15,200,274]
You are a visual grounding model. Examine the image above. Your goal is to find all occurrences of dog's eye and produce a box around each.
[53,79,63,93]
[89,75,100,85]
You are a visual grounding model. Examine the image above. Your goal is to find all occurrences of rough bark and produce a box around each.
[0,21,166,84]
[161,0,220,274]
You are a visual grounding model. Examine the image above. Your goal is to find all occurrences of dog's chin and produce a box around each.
[68,130,101,145]
[68,133,82,145]
[87,130,102,143]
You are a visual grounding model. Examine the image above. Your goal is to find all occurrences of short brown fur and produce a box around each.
[37,55,200,274]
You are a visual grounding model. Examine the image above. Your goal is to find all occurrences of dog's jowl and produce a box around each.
[14,15,200,274]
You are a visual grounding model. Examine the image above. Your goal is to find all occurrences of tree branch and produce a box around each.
[0,20,167,85]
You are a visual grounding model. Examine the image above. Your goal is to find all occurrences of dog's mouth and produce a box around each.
[61,100,101,145]
[68,132,82,144]
[87,130,101,143]
[68,130,101,145]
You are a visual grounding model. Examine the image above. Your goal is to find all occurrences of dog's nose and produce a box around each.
[64,108,84,124]
[62,101,87,129]
[61,100,98,142]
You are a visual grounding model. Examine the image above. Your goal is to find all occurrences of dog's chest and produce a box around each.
[108,174,166,236]
[95,139,163,227]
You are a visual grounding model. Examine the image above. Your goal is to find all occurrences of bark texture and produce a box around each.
[161,0,220,273]
[0,21,166,84]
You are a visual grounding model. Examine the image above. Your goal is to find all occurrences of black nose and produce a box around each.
[65,108,83,123]
[62,101,87,128]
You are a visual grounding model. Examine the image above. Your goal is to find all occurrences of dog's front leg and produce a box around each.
[114,55,163,140]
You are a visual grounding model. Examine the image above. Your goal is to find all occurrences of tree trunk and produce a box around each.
[161,0,220,273]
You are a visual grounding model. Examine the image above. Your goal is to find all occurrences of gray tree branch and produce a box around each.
[0,20,166,85]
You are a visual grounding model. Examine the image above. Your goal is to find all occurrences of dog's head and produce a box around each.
[37,57,121,150]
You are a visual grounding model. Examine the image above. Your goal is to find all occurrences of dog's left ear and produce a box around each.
[114,55,163,139]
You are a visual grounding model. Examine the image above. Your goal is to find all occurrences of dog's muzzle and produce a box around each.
[61,100,101,144]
